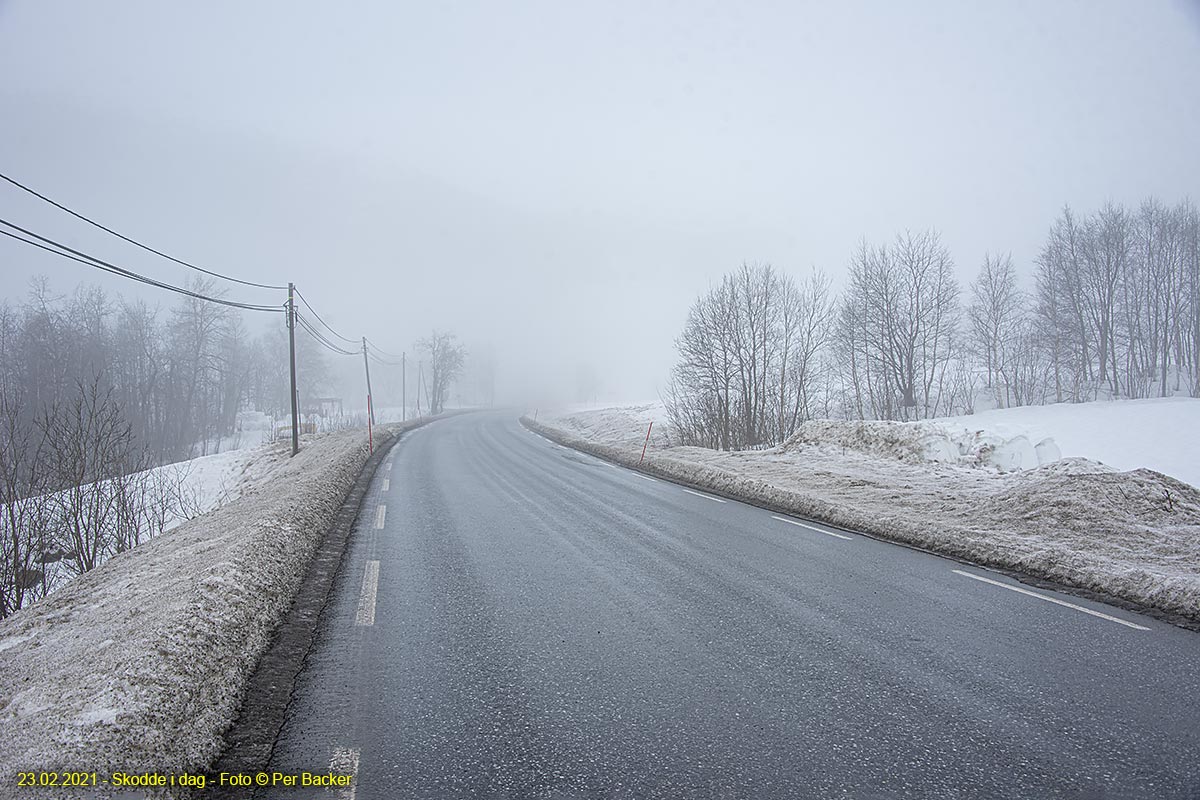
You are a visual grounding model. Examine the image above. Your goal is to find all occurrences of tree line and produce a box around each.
[667,198,1200,450]
[0,276,330,616]
[0,276,334,466]
[0,273,469,617]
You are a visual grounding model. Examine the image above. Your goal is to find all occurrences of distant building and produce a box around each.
[309,396,344,418]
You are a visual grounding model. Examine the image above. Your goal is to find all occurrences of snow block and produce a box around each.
[919,433,958,463]
[1035,437,1062,465]
[987,435,1036,472]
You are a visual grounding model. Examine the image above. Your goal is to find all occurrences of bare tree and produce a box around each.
[774,269,834,440]
[1036,200,1197,403]
[666,263,833,449]
[39,376,146,575]
[839,231,960,420]
[417,330,466,415]
[1080,203,1132,396]
[968,253,1026,407]
[0,388,53,617]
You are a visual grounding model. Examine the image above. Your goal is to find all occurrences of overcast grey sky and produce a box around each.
[2,1,1198,403]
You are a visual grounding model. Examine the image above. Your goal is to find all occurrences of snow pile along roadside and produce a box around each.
[781,418,1063,472]
[0,425,401,795]
[541,403,666,449]
[525,408,1200,624]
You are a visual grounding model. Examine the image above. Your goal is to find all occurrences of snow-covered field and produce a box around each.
[937,397,1200,488]
[0,424,410,796]
[529,400,1200,623]
[155,443,290,524]
[6,442,292,607]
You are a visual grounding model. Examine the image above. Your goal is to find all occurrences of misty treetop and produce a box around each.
[668,199,1200,451]
[0,276,334,466]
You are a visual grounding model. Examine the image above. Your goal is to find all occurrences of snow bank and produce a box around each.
[529,407,1200,624]
[0,425,400,796]
[540,402,667,448]
[781,419,1062,473]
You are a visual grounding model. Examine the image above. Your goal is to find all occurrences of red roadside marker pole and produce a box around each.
[640,421,654,464]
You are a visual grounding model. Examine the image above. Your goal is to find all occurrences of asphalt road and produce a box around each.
[262,411,1200,799]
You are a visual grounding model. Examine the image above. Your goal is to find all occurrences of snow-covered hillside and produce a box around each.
[153,443,291,526]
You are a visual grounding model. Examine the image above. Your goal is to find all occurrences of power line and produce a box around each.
[0,170,288,290]
[293,287,358,344]
[295,313,356,355]
[295,312,358,356]
[367,351,403,367]
[0,221,284,313]
[366,338,404,360]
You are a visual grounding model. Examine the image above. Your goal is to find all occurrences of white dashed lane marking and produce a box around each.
[682,488,726,503]
[532,422,1147,633]
[330,746,361,799]
[354,562,380,627]
[382,477,390,492]
[374,505,386,529]
[772,515,853,540]
[953,569,1149,630]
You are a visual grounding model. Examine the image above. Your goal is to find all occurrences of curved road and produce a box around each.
[262,411,1200,798]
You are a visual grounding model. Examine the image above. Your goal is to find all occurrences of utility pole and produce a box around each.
[287,282,300,457]
[416,360,423,416]
[401,352,406,421]
[361,337,375,426]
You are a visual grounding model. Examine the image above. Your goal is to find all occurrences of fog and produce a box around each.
[2,0,1199,405]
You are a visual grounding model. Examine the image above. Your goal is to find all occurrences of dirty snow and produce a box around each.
[0,423,416,797]
[530,404,1200,623]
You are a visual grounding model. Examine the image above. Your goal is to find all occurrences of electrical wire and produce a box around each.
[295,312,358,356]
[0,170,288,290]
[0,222,284,313]
[294,287,359,345]
[366,339,405,360]
[295,312,356,355]
[366,351,404,367]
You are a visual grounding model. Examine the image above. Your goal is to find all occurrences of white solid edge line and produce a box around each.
[374,504,386,529]
[682,488,726,503]
[952,569,1149,630]
[354,561,380,626]
[382,477,390,492]
[330,746,361,800]
[771,515,853,540]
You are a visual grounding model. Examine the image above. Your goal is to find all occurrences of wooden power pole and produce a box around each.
[287,282,300,457]
[361,337,375,426]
